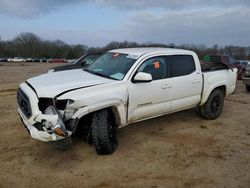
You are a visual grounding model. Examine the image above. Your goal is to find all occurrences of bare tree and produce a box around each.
[1,32,250,60]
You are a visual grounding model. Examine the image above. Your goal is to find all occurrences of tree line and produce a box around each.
[0,33,87,59]
[0,32,250,60]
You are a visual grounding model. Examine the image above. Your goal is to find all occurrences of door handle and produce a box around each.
[162,84,171,89]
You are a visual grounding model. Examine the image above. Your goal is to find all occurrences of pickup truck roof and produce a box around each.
[110,48,192,57]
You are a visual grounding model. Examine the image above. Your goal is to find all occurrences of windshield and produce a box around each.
[73,54,99,65]
[85,52,137,80]
[83,55,100,65]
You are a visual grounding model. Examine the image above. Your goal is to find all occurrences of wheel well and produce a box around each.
[73,107,119,137]
[110,107,120,128]
[214,85,226,96]
[72,113,92,138]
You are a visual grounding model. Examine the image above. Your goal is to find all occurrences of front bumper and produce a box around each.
[18,107,66,141]
[17,82,73,142]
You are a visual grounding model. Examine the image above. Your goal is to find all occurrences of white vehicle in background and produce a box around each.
[17,48,237,155]
[7,57,26,62]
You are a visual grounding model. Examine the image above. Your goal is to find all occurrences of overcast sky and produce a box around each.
[0,0,249,47]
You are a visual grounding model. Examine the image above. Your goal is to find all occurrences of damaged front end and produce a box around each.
[17,83,78,146]
[37,98,77,137]
[37,105,70,138]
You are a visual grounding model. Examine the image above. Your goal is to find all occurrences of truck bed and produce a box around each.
[201,62,230,72]
[200,66,237,105]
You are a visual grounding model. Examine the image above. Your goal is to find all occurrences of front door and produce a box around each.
[128,56,171,122]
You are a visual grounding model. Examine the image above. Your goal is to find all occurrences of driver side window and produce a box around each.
[138,56,167,80]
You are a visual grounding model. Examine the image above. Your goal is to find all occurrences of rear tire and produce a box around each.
[197,89,224,120]
[91,109,117,155]
[246,85,250,92]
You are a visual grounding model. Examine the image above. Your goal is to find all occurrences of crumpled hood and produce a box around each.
[27,69,114,98]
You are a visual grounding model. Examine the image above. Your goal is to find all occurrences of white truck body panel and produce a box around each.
[201,69,237,105]
[27,69,114,98]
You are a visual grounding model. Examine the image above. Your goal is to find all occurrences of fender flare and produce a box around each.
[200,83,226,105]
[72,99,127,128]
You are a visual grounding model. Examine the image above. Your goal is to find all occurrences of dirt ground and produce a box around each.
[0,63,249,188]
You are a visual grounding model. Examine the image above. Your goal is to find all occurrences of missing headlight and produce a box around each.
[38,98,54,112]
[44,105,68,137]
[38,98,74,112]
[56,99,74,110]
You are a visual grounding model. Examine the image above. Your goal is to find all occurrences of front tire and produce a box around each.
[197,89,224,120]
[91,109,117,155]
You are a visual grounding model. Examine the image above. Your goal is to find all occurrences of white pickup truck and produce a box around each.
[17,48,237,154]
[8,57,26,62]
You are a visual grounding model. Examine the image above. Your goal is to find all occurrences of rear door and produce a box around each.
[167,55,202,112]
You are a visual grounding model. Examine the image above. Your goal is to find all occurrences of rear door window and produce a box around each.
[168,55,196,77]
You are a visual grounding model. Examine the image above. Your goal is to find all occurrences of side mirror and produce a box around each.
[133,72,152,83]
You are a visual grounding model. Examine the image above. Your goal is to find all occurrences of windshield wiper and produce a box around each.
[84,68,95,74]
[93,72,118,80]
[84,69,118,80]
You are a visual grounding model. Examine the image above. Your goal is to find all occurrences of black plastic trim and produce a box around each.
[17,88,32,118]
[25,81,38,97]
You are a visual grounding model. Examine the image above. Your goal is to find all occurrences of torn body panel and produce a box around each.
[57,81,129,127]
[17,83,76,142]
[18,107,70,141]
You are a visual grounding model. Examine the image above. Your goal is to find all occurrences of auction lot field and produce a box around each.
[0,63,249,188]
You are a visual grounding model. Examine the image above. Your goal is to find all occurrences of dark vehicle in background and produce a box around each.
[48,58,66,63]
[0,58,8,62]
[207,55,246,79]
[242,64,250,92]
[26,58,32,62]
[41,58,47,63]
[32,58,40,62]
[48,53,101,73]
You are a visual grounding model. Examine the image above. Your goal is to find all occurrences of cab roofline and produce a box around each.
[109,47,192,57]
